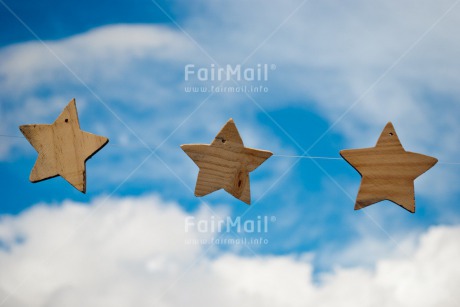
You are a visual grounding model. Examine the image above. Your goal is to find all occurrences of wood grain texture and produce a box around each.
[340,122,437,213]
[181,118,272,204]
[19,99,109,193]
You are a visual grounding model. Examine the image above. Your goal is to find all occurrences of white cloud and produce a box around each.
[0,195,221,306]
[0,196,459,306]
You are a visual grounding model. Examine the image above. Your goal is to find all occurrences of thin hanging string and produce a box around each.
[1,134,459,165]
[272,155,460,165]
[437,161,460,165]
[0,134,24,139]
[272,155,342,160]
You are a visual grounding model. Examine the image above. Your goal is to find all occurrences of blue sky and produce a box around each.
[1,0,460,306]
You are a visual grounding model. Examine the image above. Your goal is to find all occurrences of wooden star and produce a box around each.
[340,122,437,213]
[19,99,109,193]
[181,118,272,204]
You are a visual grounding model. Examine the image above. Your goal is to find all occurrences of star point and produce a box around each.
[181,118,272,204]
[20,99,109,193]
[340,122,437,213]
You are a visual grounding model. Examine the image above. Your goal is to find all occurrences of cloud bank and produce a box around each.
[0,195,459,307]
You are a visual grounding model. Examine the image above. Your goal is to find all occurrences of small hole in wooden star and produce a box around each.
[65,119,69,123]
[238,180,242,187]
[221,138,226,143]
[389,132,393,136]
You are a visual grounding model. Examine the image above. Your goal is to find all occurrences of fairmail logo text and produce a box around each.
[184,64,275,82]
